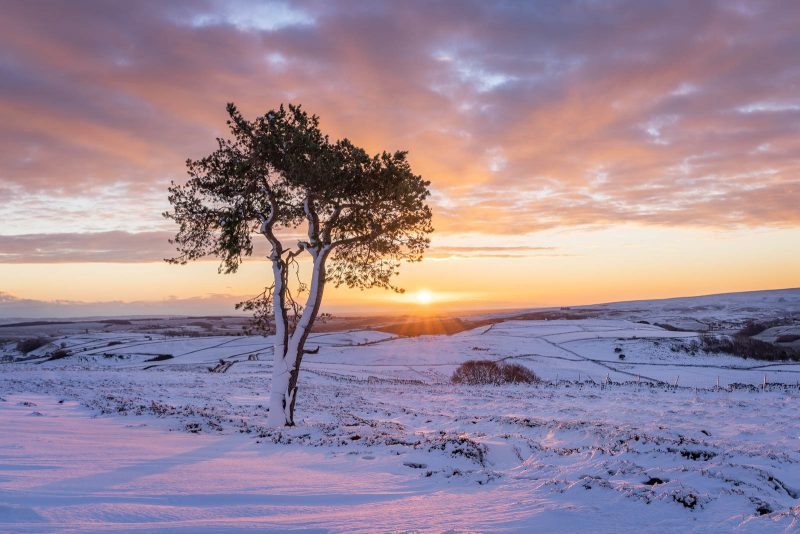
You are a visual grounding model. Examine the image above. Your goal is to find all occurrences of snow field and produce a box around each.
[2,315,800,531]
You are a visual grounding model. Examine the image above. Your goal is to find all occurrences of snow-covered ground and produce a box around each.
[2,290,800,532]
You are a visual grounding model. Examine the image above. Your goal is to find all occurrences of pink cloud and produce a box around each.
[0,0,798,240]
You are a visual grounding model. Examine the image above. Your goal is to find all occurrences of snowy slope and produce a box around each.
[1,289,800,532]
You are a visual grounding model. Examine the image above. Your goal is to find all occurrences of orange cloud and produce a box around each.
[0,0,798,240]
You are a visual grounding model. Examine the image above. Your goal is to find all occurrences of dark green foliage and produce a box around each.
[165,103,432,277]
[166,103,433,426]
[452,360,539,385]
[15,337,50,354]
[165,103,433,331]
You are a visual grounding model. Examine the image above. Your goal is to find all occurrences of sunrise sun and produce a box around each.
[416,289,433,305]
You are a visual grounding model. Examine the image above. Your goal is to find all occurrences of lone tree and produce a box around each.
[165,103,433,426]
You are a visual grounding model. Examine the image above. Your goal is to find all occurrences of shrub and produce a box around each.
[699,335,800,362]
[15,338,50,354]
[500,363,539,383]
[144,354,173,362]
[47,349,71,361]
[737,318,793,337]
[101,319,132,325]
[776,334,800,343]
[452,360,538,385]
[737,322,769,337]
[452,360,499,384]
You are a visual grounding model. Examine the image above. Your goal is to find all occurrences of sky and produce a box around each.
[1,0,799,317]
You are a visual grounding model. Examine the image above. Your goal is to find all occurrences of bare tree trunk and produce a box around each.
[265,256,292,427]
[267,247,330,427]
[260,185,302,427]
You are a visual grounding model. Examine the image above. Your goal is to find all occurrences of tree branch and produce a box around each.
[330,225,382,249]
[303,192,320,249]
[258,182,283,259]
[320,203,343,245]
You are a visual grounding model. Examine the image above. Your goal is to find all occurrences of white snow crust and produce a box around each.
[2,289,800,532]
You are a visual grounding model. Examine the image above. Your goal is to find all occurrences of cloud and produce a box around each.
[187,1,315,32]
[0,230,308,263]
[0,231,566,263]
[0,291,248,319]
[0,231,175,263]
[425,245,565,259]
[0,0,799,239]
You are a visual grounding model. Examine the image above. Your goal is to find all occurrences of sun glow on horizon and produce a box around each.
[416,289,433,305]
